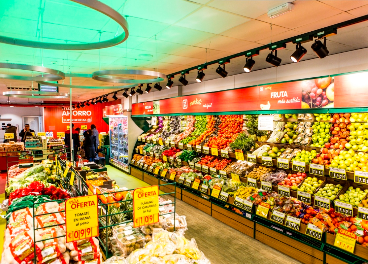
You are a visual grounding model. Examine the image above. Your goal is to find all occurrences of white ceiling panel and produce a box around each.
[317,0,368,11]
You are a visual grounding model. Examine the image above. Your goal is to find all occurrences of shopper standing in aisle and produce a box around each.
[91,124,99,156]
[65,124,80,161]
[4,124,17,142]
[83,129,96,161]
[19,124,34,142]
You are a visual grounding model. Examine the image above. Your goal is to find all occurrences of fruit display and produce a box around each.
[189,115,215,146]
[233,186,257,199]
[215,158,232,170]
[314,183,343,201]
[180,115,207,145]
[229,132,256,153]
[301,77,334,109]
[262,146,284,158]
[279,148,301,160]
[292,149,317,163]
[267,122,285,143]
[280,121,298,144]
[227,160,255,176]
[175,116,195,143]
[197,155,215,166]
[279,172,307,190]
[245,114,269,142]
[252,145,271,157]
[335,186,368,207]
[311,118,332,147]
[165,116,181,141]
[297,176,324,194]
[260,170,288,185]
[247,166,273,180]
[162,147,181,157]
[178,149,197,162]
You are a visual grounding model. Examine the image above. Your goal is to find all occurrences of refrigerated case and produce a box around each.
[109,115,129,172]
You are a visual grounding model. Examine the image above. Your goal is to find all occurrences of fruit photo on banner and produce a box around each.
[302,77,334,109]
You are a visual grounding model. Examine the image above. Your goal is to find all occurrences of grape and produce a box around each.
[323,95,327,100]
[304,98,311,104]
[316,97,322,102]
[315,101,321,106]
[310,93,316,99]
[302,91,307,96]
[322,100,328,106]
[322,92,326,96]
[311,88,318,94]
[317,89,322,95]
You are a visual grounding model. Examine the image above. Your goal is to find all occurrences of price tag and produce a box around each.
[231,173,240,182]
[138,137,142,142]
[278,185,290,197]
[57,132,65,138]
[233,197,245,209]
[178,176,185,184]
[200,184,208,193]
[81,125,87,130]
[221,149,229,158]
[247,154,256,163]
[335,201,353,216]
[142,138,146,143]
[261,181,272,192]
[211,148,218,156]
[139,148,143,155]
[243,200,253,213]
[305,223,322,240]
[147,138,151,143]
[159,138,163,145]
[153,139,157,144]
[219,170,227,176]
[148,166,153,172]
[270,210,285,225]
[169,156,174,164]
[192,179,200,190]
[70,172,75,186]
[235,149,244,160]
[309,163,324,176]
[285,215,301,231]
[334,229,357,254]
[150,151,154,156]
[37,132,46,137]
[202,146,209,154]
[211,186,221,198]
[4,133,14,139]
[358,207,368,220]
[184,179,192,187]
[314,195,330,210]
[189,162,194,169]
[247,177,257,188]
[177,158,182,166]
[154,167,160,175]
[297,191,311,204]
[143,150,147,155]
[178,142,184,149]
[218,191,229,202]
[63,166,69,178]
[163,155,167,162]
[202,165,209,173]
[354,171,368,184]
[170,141,175,147]
[195,163,202,171]
[292,161,306,173]
[256,202,270,218]
[169,171,176,181]
[155,153,160,158]
[143,164,148,170]
[161,169,168,177]
[277,158,289,169]
[187,144,192,151]
[196,145,202,153]
[210,167,217,175]
[330,167,346,180]
[262,156,273,167]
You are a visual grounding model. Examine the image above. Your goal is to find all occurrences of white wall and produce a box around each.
[133,47,368,104]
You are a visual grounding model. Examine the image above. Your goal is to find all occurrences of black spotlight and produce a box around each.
[154,83,162,91]
[196,70,205,82]
[76,104,80,109]
[103,96,109,103]
[123,89,129,98]
[311,37,329,58]
[112,92,118,100]
[136,84,144,95]
[290,43,307,63]
[145,84,152,93]
[179,74,188,86]
[216,64,227,78]
[97,97,102,104]
[166,78,173,89]
[86,100,90,106]
[266,50,282,67]
[81,102,85,108]
[243,57,255,72]
[129,88,136,96]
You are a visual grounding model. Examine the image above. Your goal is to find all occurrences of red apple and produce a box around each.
[325,143,331,148]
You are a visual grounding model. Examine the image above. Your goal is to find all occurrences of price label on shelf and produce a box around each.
[210,167,217,175]
[187,144,192,151]
[233,197,245,209]
[153,139,157,144]
[143,150,147,155]
[211,186,221,198]
[70,172,75,186]
[211,147,218,156]
[270,210,285,225]
[138,137,142,142]
[143,164,148,171]
[37,132,46,137]
[192,179,200,190]
[221,149,229,158]
[243,200,253,213]
[219,170,227,176]
[330,168,347,180]
[231,173,240,182]
[178,176,185,184]
[262,156,273,167]
[261,181,272,193]
[285,215,301,231]
[159,138,163,145]
[154,153,160,159]
[147,138,151,143]
[150,151,154,156]
[170,141,175,147]
[154,167,160,175]
[4,133,14,139]
[139,148,143,155]
[184,179,192,187]
[57,132,65,138]
[142,137,146,143]
[200,184,208,194]
[354,171,368,185]
[163,155,167,162]
[63,166,69,178]
[334,229,356,253]
[164,140,169,147]
[235,149,244,161]
[148,166,153,172]
[305,223,322,240]
[309,163,324,176]
[314,195,330,210]
[202,165,209,173]
[202,146,209,154]
[218,191,229,202]
[335,201,353,216]
[247,177,257,188]
[177,158,182,166]
[195,163,202,171]
[278,185,290,197]
[196,145,202,153]
[247,154,256,163]
[292,161,306,173]
[256,202,270,218]
[358,207,368,220]
[178,142,184,149]
[189,162,194,169]
[169,157,174,164]
[161,169,168,177]
[277,158,289,169]
[169,171,176,181]
[297,191,311,204]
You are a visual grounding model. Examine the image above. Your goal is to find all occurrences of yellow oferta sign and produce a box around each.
[133,186,159,228]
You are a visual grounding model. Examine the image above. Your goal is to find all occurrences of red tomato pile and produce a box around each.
[215,158,232,170]
[198,155,214,166]
[162,148,181,157]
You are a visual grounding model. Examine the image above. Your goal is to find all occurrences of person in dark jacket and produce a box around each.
[19,124,34,142]
[65,124,80,161]
[83,129,96,162]
[4,124,17,142]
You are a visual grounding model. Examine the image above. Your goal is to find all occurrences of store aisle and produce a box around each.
[106,166,300,264]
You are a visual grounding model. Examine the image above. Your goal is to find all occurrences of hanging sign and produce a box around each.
[66,195,99,243]
[133,186,159,228]
[4,133,14,139]
[57,132,65,138]
[309,163,324,176]
[37,132,46,137]
[334,229,356,253]
[81,125,87,129]
[258,115,274,130]
[235,149,244,160]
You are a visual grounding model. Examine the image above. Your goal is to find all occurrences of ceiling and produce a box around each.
[1,0,368,104]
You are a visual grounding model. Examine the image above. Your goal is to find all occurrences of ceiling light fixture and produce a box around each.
[290,43,307,63]
[266,50,282,66]
[123,89,129,98]
[145,84,152,93]
[311,37,329,58]
[81,102,85,108]
[112,92,118,100]
[243,57,255,72]
[154,83,162,91]
[216,65,228,78]
[166,77,173,89]
[129,88,136,96]
[136,84,144,95]
[103,96,109,103]
[97,97,102,104]
[179,73,188,86]
[86,100,90,106]
[196,70,205,83]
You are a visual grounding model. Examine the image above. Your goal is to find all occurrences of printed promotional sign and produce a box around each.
[66,195,99,243]
[133,186,159,228]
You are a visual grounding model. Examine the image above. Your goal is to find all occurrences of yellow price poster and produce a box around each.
[161,169,168,177]
[211,185,221,198]
[81,125,87,129]
[154,167,160,175]
[4,133,14,139]
[256,202,270,218]
[66,195,99,243]
[57,132,65,138]
[133,186,159,228]
[163,155,167,162]
[158,138,163,145]
[37,132,46,137]
[63,166,69,178]
[169,171,176,181]
[31,132,35,136]
[70,172,75,186]
[211,148,218,156]
[334,229,356,253]
[231,173,240,182]
[192,179,201,190]
[235,149,244,160]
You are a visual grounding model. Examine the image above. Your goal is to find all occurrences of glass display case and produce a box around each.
[109,115,129,172]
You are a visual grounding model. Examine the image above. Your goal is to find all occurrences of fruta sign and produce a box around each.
[65,195,99,243]
[133,186,159,228]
